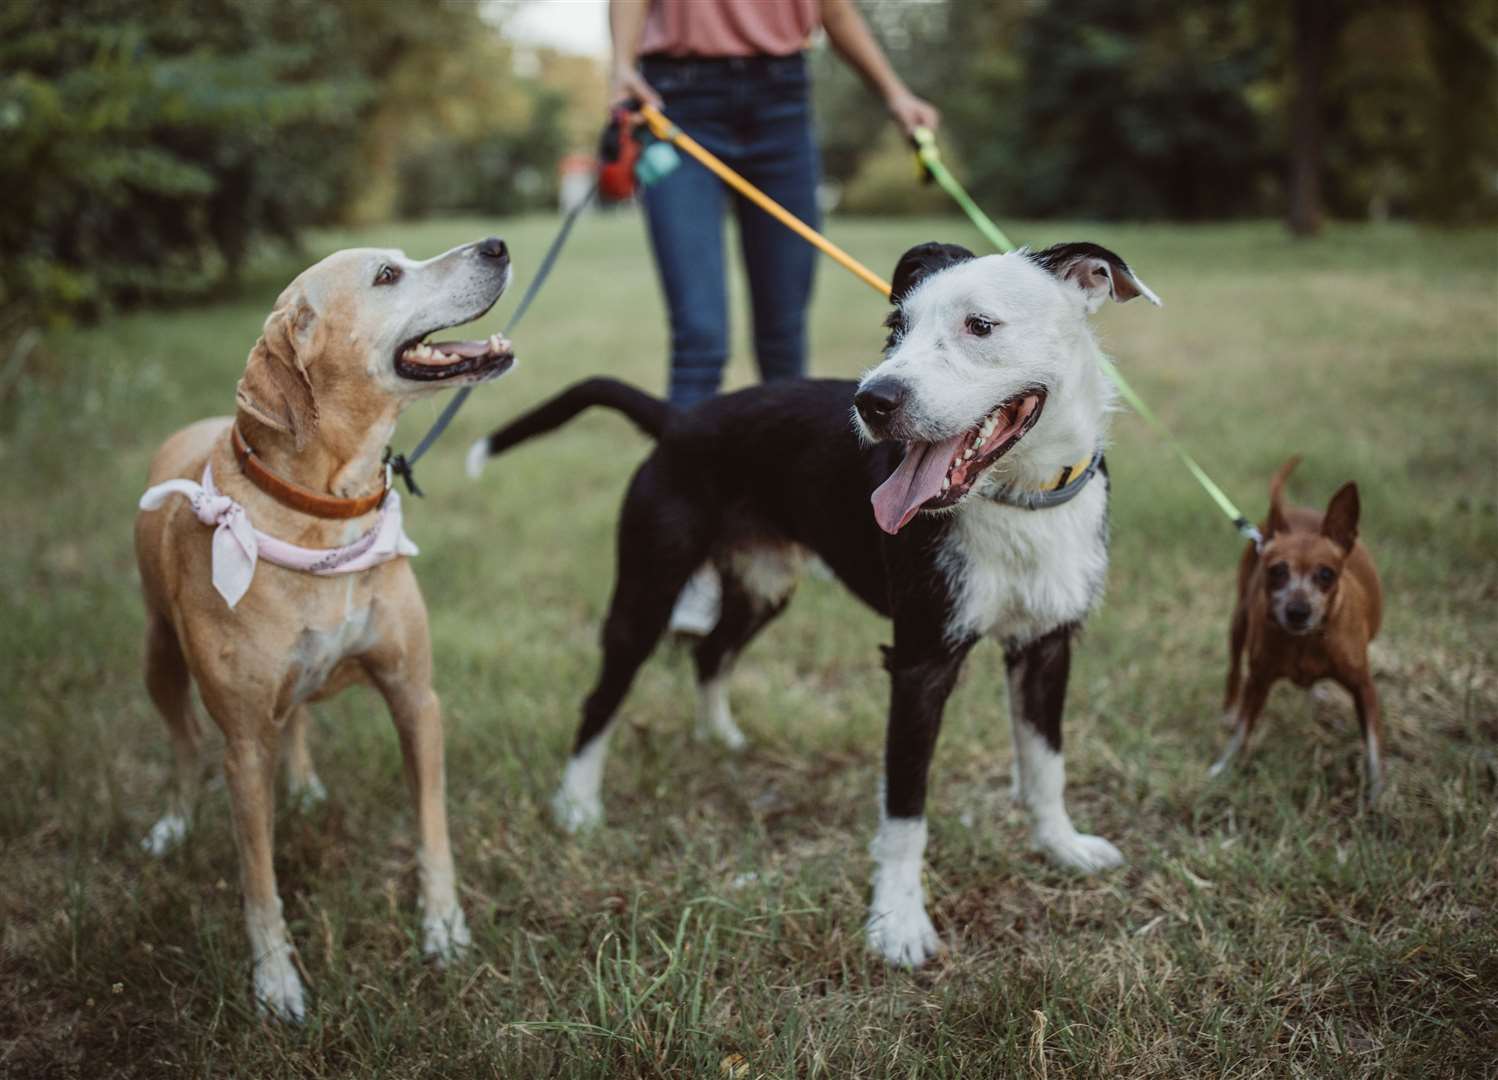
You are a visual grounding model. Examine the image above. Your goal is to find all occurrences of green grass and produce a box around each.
[2,215,1495,1078]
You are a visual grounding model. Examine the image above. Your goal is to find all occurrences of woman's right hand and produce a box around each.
[610,65,663,108]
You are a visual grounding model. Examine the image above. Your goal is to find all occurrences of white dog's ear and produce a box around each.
[1030,243,1162,313]
[235,301,319,450]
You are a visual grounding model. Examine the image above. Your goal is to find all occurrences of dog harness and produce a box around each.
[988,450,1103,511]
[139,460,417,610]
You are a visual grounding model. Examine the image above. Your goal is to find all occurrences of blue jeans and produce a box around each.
[640,54,820,408]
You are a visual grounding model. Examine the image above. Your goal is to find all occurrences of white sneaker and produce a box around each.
[669,564,722,636]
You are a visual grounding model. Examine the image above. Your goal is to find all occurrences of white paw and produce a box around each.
[551,788,603,834]
[1034,830,1125,874]
[1206,756,1232,780]
[288,773,328,811]
[422,904,472,967]
[465,438,489,480]
[696,715,747,751]
[866,903,943,968]
[141,812,189,856]
[253,946,307,1023]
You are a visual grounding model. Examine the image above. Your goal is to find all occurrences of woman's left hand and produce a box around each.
[886,90,940,135]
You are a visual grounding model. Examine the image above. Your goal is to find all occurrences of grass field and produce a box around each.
[2,214,1495,1079]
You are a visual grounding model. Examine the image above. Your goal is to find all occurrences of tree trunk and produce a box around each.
[1287,0,1335,237]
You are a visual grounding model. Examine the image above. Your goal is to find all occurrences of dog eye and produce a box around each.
[1314,566,1337,587]
[1267,563,1289,586]
[373,264,401,287]
[965,314,997,337]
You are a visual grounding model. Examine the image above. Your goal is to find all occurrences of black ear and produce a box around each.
[890,242,976,304]
[1028,242,1162,313]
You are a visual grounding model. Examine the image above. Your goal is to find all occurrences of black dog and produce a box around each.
[469,241,1160,965]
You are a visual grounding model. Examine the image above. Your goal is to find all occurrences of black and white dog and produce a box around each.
[469,241,1160,966]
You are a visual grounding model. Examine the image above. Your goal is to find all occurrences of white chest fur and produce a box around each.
[937,478,1109,646]
[287,601,377,705]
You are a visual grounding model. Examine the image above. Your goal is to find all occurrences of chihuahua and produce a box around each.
[1211,456,1384,804]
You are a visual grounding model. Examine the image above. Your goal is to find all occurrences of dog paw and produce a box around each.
[866,904,943,968]
[141,812,189,856]
[422,905,472,967]
[550,789,603,834]
[1035,830,1125,874]
[253,946,307,1023]
[695,715,748,752]
[288,773,328,812]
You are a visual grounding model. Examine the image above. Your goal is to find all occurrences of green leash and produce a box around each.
[911,127,1263,548]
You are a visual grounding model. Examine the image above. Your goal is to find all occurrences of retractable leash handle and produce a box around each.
[908,127,1263,548]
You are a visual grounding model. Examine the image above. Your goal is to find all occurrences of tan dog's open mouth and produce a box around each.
[871,388,1047,534]
[395,333,514,383]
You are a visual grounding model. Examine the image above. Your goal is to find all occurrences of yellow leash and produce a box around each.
[638,104,893,296]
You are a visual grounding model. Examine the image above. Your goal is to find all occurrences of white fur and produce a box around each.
[551,732,610,833]
[246,899,306,1022]
[1011,691,1123,873]
[940,478,1109,644]
[465,437,489,479]
[866,815,942,967]
[142,811,189,856]
[418,856,471,964]
[287,771,328,810]
[286,607,377,707]
[695,676,747,750]
[1208,721,1247,779]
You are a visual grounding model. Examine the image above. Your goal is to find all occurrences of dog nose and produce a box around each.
[478,237,508,262]
[855,379,909,426]
[1285,599,1312,627]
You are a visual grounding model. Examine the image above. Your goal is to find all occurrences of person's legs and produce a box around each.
[643,164,729,408]
[733,58,820,385]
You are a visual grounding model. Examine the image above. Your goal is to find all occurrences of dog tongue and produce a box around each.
[871,434,965,535]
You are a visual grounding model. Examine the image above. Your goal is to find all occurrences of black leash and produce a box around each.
[387,183,597,496]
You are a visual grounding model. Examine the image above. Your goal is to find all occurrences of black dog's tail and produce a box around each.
[466,377,670,478]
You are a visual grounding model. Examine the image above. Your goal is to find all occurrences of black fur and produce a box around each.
[476,372,1080,824]
[1004,623,1076,754]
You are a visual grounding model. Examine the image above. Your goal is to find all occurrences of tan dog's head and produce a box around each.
[236,237,514,451]
[1259,455,1360,635]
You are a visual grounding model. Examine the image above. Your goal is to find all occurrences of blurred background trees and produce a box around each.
[2,0,1493,338]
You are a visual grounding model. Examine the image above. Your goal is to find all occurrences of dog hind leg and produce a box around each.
[692,551,797,749]
[142,616,202,856]
[1006,627,1124,874]
[554,482,711,832]
[282,706,327,810]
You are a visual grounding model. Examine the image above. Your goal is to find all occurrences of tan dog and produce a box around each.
[1210,456,1384,804]
[134,237,514,1020]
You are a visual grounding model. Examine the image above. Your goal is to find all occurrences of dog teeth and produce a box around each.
[941,477,950,491]
[963,449,975,460]
[980,419,995,437]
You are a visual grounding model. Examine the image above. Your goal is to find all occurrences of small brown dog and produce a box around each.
[135,237,513,1019]
[1210,456,1384,804]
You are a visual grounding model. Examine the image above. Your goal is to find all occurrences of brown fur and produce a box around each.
[134,245,500,1020]
[1215,456,1385,804]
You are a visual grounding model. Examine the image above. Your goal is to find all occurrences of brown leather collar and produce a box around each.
[231,425,387,519]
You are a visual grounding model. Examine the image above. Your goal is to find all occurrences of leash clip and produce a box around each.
[384,447,423,498]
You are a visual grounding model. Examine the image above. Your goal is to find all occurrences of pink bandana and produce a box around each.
[139,464,418,609]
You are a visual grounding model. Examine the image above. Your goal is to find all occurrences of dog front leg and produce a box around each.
[282,705,327,810]
[1209,672,1271,780]
[1349,674,1383,806]
[1006,627,1123,874]
[867,640,974,968]
[378,679,470,965]
[1222,604,1248,728]
[217,725,306,1022]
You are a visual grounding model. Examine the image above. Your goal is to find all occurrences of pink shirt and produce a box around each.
[639,0,820,58]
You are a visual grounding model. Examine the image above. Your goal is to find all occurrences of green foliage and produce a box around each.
[819,0,1496,226]
[0,3,374,325]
